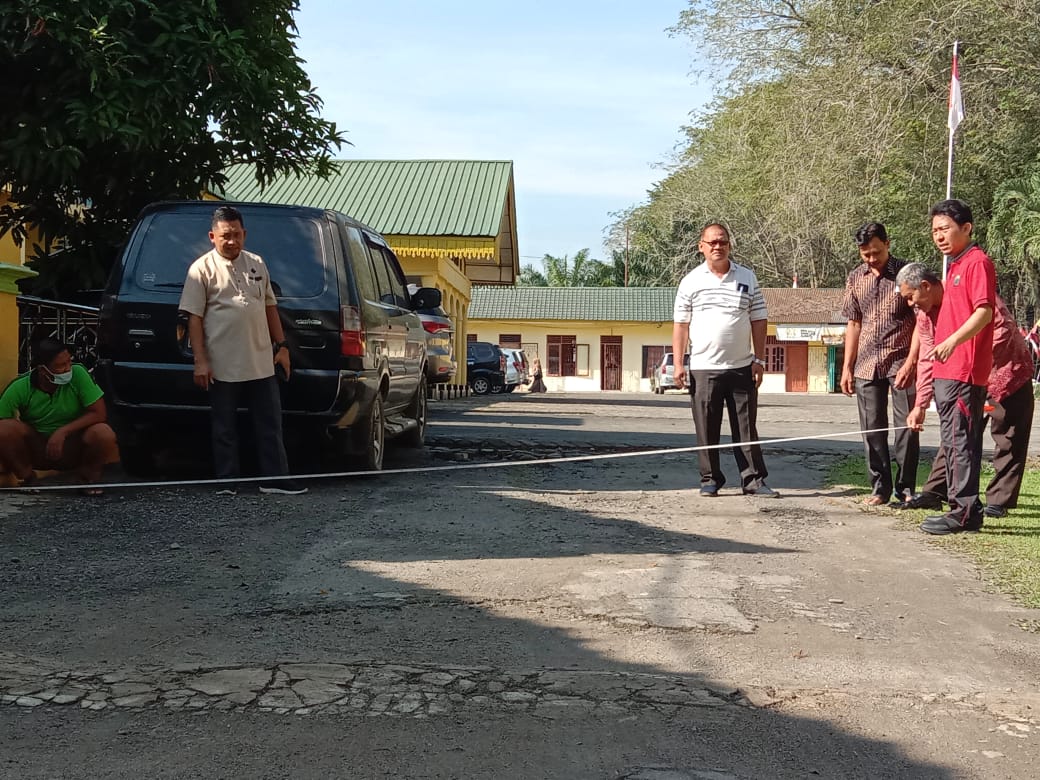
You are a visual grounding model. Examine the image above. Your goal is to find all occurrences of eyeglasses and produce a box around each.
[701,240,730,248]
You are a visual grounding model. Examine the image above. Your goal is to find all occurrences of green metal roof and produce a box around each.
[469,286,679,322]
[468,286,847,323]
[221,160,513,238]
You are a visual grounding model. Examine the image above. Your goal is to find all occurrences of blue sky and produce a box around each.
[293,1,709,268]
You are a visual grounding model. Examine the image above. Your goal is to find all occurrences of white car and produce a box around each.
[650,352,689,394]
[501,348,530,392]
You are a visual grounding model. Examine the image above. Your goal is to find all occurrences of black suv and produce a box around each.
[96,201,440,472]
[466,341,506,395]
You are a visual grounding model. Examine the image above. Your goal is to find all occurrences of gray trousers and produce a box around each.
[933,379,987,524]
[921,380,1034,509]
[209,376,290,480]
[689,365,768,489]
[855,377,920,501]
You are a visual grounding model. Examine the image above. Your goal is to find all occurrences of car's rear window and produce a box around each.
[132,210,328,298]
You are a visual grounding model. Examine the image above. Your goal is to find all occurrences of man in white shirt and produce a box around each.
[179,206,306,495]
[672,223,778,498]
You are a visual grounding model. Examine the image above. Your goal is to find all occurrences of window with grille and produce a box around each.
[546,335,577,376]
[499,334,521,348]
[765,335,786,372]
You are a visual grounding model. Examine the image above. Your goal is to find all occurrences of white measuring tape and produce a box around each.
[0,426,905,493]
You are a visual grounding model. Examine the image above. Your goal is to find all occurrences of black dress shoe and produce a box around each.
[920,513,983,535]
[893,492,943,511]
[983,504,1007,518]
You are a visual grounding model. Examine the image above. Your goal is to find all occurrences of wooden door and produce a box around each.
[785,342,809,392]
[600,336,622,390]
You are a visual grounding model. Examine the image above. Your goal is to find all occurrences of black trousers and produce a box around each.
[689,365,768,489]
[932,379,987,524]
[921,380,1034,509]
[855,377,919,501]
[209,376,290,480]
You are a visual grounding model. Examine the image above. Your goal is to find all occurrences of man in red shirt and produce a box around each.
[896,263,1033,520]
[914,200,996,534]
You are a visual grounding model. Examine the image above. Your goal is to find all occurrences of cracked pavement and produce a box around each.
[2,392,1039,779]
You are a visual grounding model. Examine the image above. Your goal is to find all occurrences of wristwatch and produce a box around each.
[273,341,289,353]
[752,357,766,367]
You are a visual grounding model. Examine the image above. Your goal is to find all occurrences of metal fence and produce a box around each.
[17,295,101,374]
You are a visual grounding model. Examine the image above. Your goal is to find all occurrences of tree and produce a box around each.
[0,0,345,297]
[517,264,548,286]
[542,249,615,287]
[613,0,1040,298]
[988,164,1040,322]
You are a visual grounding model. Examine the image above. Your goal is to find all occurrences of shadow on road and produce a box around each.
[0,468,956,778]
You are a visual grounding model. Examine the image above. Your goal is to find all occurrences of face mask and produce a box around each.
[44,367,73,385]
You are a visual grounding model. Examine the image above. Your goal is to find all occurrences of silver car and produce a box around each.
[501,348,530,392]
[415,305,456,385]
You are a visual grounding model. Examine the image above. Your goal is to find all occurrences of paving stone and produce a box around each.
[84,691,110,702]
[34,689,59,701]
[15,696,43,707]
[110,683,154,698]
[419,672,456,687]
[368,693,393,713]
[454,679,478,693]
[291,679,346,706]
[258,688,303,710]
[113,693,159,708]
[163,699,188,709]
[280,664,352,681]
[5,685,43,697]
[88,701,107,711]
[186,668,271,697]
[500,691,538,703]
[225,691,259,706]
[51,693,83,705]
[486,681,505,693]
[393,692,424,713]
[101,672,129,684]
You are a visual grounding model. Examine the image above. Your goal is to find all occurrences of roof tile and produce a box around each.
[469,287,845,324]
[222,160,513,237]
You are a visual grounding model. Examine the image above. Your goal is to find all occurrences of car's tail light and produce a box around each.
[423,320,450,334]
[499,354,506,372]
[340,305,365,356]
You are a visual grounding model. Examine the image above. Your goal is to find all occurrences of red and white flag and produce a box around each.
[948,47,965,134]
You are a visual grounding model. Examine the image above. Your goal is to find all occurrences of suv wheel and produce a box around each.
[358,394,385,470]
[403,377,427,448]
[471,375,492,395]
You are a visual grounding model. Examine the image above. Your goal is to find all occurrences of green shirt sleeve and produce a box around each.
[71,364,104,407]
[0,375,29,419]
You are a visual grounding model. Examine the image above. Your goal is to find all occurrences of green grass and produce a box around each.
[827,456,1040,611]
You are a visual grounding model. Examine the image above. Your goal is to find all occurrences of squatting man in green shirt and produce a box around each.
[0,338,119,495]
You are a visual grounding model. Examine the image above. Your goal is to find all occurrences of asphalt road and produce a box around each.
[2,391,1039,779]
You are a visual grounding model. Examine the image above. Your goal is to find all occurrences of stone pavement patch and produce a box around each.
[0,653,746,720]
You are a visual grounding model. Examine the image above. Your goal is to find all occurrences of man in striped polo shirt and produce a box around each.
[672,223,778,498]
[840,222,919,506]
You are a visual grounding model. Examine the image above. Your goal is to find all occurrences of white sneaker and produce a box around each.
[743,483,780,498]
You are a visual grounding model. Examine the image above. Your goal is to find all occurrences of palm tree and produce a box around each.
[988,166,1040,323]
[543,249,616,287]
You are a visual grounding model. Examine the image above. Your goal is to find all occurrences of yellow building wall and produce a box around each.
[0,191,39,384]
[468,318,675,392]
[394,250,473,384]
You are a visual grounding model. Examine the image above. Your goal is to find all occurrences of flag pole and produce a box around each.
[943,41,961,280]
